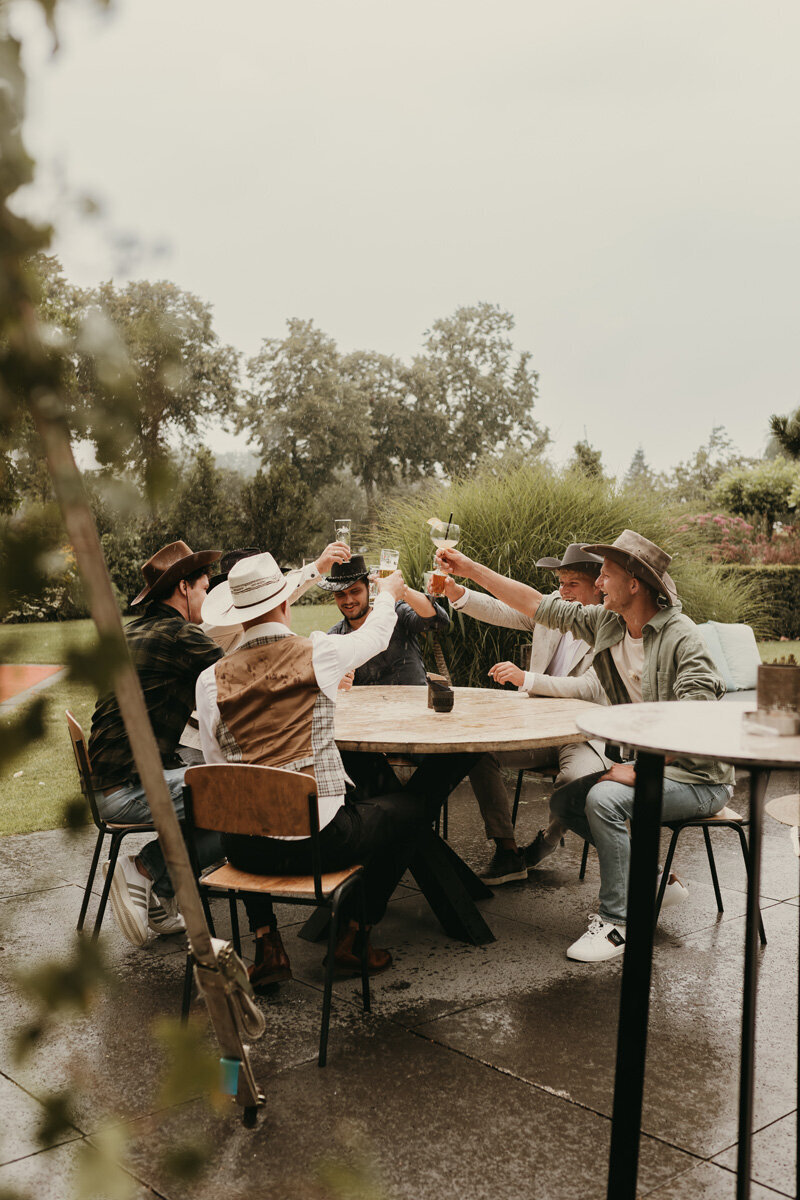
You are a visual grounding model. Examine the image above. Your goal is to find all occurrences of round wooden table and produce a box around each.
[575,700,799,1200]
[322,686,601,945]
[335,685,599,754]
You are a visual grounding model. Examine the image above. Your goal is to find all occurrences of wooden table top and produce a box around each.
[334,686,600,754]
[576,700,800,770]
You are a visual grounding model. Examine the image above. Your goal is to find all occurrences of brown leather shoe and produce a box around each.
[249,929,292,992]
[330,925,392,978]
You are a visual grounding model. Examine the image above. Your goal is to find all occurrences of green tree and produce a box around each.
[769,407,800,460]
[339,349,440,521]
[714,457,800,539]
[570,438,604,479]
[76,279,241,493]
[240,462,316,563]
[242,318,355,489]
[623,446,662,492]
[668,426,751,505]
[419,302,547,477]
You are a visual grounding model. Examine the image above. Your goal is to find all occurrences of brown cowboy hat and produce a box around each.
[581,530,679,607]
[131,540,222,606]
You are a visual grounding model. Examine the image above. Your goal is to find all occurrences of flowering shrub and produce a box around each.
[672,513,800,565]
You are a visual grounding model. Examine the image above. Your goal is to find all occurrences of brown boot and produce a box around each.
[330,923,392,978]
[249,929,292,992]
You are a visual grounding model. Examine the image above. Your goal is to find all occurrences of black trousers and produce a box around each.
[224,752,476,932]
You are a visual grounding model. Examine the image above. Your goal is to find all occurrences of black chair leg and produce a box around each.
[441,798,449,842]
[511,771,524,828]
[181,952,194,1022]
[579,840,590,880]
[200,889,216,936]
[319,899,339,1068]
[654,830,679,922]
[736,825,767,946]
[229,894,241,954]
[702,826,724,913]
[93,831,123,939]
[357,883,371,1014]
[77,828,105,933]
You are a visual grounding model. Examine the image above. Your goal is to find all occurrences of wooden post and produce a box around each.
[30,401,264,1117]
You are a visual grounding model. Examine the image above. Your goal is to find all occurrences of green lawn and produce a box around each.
[0,607,340,838]
[759,641,800,662]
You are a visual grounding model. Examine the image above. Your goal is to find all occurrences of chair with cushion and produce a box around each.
[66,709,155,940]
[180,762,371,1068]
[696,621,760,703]
[578,805,767,942]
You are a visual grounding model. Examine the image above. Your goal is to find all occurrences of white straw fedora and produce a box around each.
[201,552,304,627]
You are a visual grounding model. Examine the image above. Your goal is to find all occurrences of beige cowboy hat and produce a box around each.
[131,540,222,607]
[201,552,305,627]
[581,530,679,607]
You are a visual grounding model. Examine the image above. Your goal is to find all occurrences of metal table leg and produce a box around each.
[736,768,768,1200]
[606,751,665,1200]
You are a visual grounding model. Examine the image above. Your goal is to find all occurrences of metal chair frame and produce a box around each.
[180,764,371,1068]
[579,813,767,943]
[66,710,155,940]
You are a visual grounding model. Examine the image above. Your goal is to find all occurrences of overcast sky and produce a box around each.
[13,0,800,474]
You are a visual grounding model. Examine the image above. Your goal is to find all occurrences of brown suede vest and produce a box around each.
[215,636,317,769]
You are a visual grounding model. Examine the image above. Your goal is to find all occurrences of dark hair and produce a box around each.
[559,563,601,580]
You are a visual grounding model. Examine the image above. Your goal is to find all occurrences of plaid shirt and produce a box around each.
[88,601,222,789]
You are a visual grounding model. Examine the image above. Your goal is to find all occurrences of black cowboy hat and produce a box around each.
[207,547,261,591]
[317,555,370,592]
[535,543,603,571]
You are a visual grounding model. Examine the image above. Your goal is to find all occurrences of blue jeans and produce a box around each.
[550,770,730,924]
[98,767,223,899]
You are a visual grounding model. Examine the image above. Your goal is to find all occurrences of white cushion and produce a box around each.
[708,622,761,691]
[697,623,737,693]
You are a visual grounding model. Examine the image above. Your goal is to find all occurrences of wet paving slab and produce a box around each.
[714,1112,797,1197]
[0,1138,159,1199]
[120,1031,694,1200]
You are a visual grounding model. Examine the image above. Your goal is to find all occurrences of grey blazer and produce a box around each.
[455,588,606,706]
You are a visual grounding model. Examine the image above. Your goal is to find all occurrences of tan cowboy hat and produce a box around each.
[535,543,603,571]
[201,552,305,627]
[581,530,679,607]
[131,540,222,606]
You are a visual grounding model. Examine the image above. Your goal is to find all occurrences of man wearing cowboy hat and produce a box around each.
[322,556,450,686]
[437,530,734,963]
[196,551,473,988]
[89,538,349,948]
[442,544,611,886]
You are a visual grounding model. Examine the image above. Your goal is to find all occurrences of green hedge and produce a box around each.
[721,565,800,639]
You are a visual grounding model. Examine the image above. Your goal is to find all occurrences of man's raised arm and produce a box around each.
[436,548,543,618]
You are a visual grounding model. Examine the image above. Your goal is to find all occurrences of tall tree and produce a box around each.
[339,349,441,521]
[769,408,800,460]
[76,280,240,495]
[623,446,662,492]
[668,426,751,505]
[419,303,547,477]
[242,319,355,488]
[714,457,800,540]
[570,438,604,479]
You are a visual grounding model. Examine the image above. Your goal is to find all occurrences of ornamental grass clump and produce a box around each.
[379,464,765,686]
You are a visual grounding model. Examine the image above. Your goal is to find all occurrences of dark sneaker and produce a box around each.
[524,831,563,871]
[480,847,528,886]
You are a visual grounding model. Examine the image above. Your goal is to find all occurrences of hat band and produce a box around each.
[230,576,285,610]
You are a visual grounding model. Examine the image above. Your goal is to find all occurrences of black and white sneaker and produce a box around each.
[103,855,151,947]
[566,914,626,962]
[148,894,186,936]
[480,847,528,886]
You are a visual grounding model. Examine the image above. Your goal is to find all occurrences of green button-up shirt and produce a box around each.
[536,593,734,787]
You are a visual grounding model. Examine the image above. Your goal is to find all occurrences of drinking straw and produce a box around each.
[444,512,453,542]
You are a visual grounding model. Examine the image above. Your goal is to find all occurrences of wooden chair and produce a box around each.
[66,710,156,940]
[578,805,767,943]
[180,763,371,1068]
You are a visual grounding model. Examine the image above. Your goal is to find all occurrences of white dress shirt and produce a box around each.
[195,591,398,829]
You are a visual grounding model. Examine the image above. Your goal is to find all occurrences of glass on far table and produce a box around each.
[379,548,400,578]
[429,520,460,551]
[333,518,351,547]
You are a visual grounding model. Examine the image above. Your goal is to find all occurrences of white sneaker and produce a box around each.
[657,867,689,910]
[103,856,151,947]
[148,893,186,936]
[567,914,626,962]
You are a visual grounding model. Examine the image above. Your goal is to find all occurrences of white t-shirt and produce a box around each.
[545,630,583,679]
[610,632,644,704]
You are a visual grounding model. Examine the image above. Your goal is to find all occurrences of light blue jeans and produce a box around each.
[550,770,730,924]
[98,767,222,899]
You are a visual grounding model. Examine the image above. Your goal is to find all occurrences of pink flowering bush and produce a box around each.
[673,513,800,564]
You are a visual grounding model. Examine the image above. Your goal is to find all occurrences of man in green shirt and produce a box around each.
[437,530,733,964]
